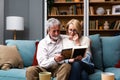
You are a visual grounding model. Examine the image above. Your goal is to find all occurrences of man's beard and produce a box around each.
[51,36,60,41]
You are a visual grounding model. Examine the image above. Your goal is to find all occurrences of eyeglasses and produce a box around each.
[68,29,77,33]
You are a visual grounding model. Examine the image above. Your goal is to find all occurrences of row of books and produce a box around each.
[54,0,83,2]
[112,20,120,30]
[89,20,120,30]
[50,4,83,15]
[89,20,99,30]
[60,20,120,30]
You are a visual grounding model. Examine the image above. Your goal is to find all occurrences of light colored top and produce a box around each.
[37,35,94,69]
[62,35,94,66]
[37,35,63,69]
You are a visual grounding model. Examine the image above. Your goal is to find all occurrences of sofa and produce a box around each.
[0,34,120,80]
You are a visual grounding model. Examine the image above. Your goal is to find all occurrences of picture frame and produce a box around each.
[112,5,120,15]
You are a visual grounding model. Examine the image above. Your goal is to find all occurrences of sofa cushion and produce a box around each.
[32,41,39,66]
[89,69,102,80]
[101,36,120,68]
[115,60,120,68]
[0,68,26,80]
[0,45,23,70]
[89,34,103,70]
[104,67,120,80]
[5,40,36,67]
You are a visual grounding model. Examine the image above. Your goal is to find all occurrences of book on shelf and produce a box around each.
[89,6,94,15]
[113,20,119,29]
[51,7,59,15]
[61,45,87,59]
[69,5,77,15]
[76,4,82,15]
[95,20,99,30]
[55,0,66,2]
[89,20,96,30]
[116,21,120,30]
[90,0,105,2]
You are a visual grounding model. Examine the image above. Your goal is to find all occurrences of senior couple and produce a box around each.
[26,18,94,80]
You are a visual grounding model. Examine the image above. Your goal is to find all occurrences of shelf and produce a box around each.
[47,0,120,36]
[48,15,83,18]
[90,14,120,17]
[61,29,120,32]
[61,29,120,36]
[90,29,120,31]
[90,1,120,4]
[54,1,83,4]
[48,14,120,17]
[54,1,120,4]
[89,29,120,36]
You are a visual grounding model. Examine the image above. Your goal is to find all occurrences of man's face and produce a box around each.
[48,25,60,41]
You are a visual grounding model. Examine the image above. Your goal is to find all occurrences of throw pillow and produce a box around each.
[101,35,120,68]
[89,34,103,70]
[0,45,23,70]
[32,41,39,66]
[5,40,36,67]
[115,60,120,68]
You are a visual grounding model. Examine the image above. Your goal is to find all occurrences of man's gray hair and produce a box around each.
[46,18,61,31]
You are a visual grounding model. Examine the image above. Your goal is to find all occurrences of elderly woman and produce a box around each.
[63,19,94,80]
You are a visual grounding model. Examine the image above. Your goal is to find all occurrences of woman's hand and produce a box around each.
[73,33,79,41]
[73,34,80,46]
[75,55,82,61]
[68,55,82,63]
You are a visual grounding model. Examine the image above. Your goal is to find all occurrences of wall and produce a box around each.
[0,0,4,44]
[4,0,44,41]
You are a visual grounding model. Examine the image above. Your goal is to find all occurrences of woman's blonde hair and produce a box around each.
[66,19,83,37]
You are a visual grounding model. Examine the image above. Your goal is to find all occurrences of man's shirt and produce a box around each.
[37,35,63,69]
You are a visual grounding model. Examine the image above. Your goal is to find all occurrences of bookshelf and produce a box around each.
[47,0,120,36]
[89,0,120,36]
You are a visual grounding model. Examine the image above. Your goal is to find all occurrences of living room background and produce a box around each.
[0,0,44,44]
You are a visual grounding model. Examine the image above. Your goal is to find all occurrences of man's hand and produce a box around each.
[68,59,75,63]
[54,54,64,62]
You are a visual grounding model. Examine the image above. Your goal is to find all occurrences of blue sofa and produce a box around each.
[0,34,120,80]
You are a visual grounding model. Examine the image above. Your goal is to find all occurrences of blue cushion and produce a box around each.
[5,40,36,67]
[0,68,26,80]
[101,36,120,68]
[89,69,102,80]
[89,34,103,70]
[105,67,120,80]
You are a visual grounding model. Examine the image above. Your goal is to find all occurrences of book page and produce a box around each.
[61,48,72,59]
[72,48,86,58]
[61,45,88,59]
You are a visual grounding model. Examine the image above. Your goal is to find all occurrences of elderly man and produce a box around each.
[26,18,71,80]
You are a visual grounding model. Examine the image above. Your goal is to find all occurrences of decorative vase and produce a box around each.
[104,21,109,30]
[96,7,105,15]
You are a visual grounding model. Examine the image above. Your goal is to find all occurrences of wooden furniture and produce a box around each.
[47,0,120,36]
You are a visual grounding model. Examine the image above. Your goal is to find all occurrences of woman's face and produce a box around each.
[68,24,77,37]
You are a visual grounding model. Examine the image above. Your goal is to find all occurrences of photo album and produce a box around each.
[61,45,88,59]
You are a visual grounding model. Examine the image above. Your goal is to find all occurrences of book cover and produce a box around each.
[61,45,87,59]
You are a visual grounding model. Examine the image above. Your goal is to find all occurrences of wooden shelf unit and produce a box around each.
[47,0,120,36]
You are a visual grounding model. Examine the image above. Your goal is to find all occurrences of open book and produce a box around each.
[61,45,88,59]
